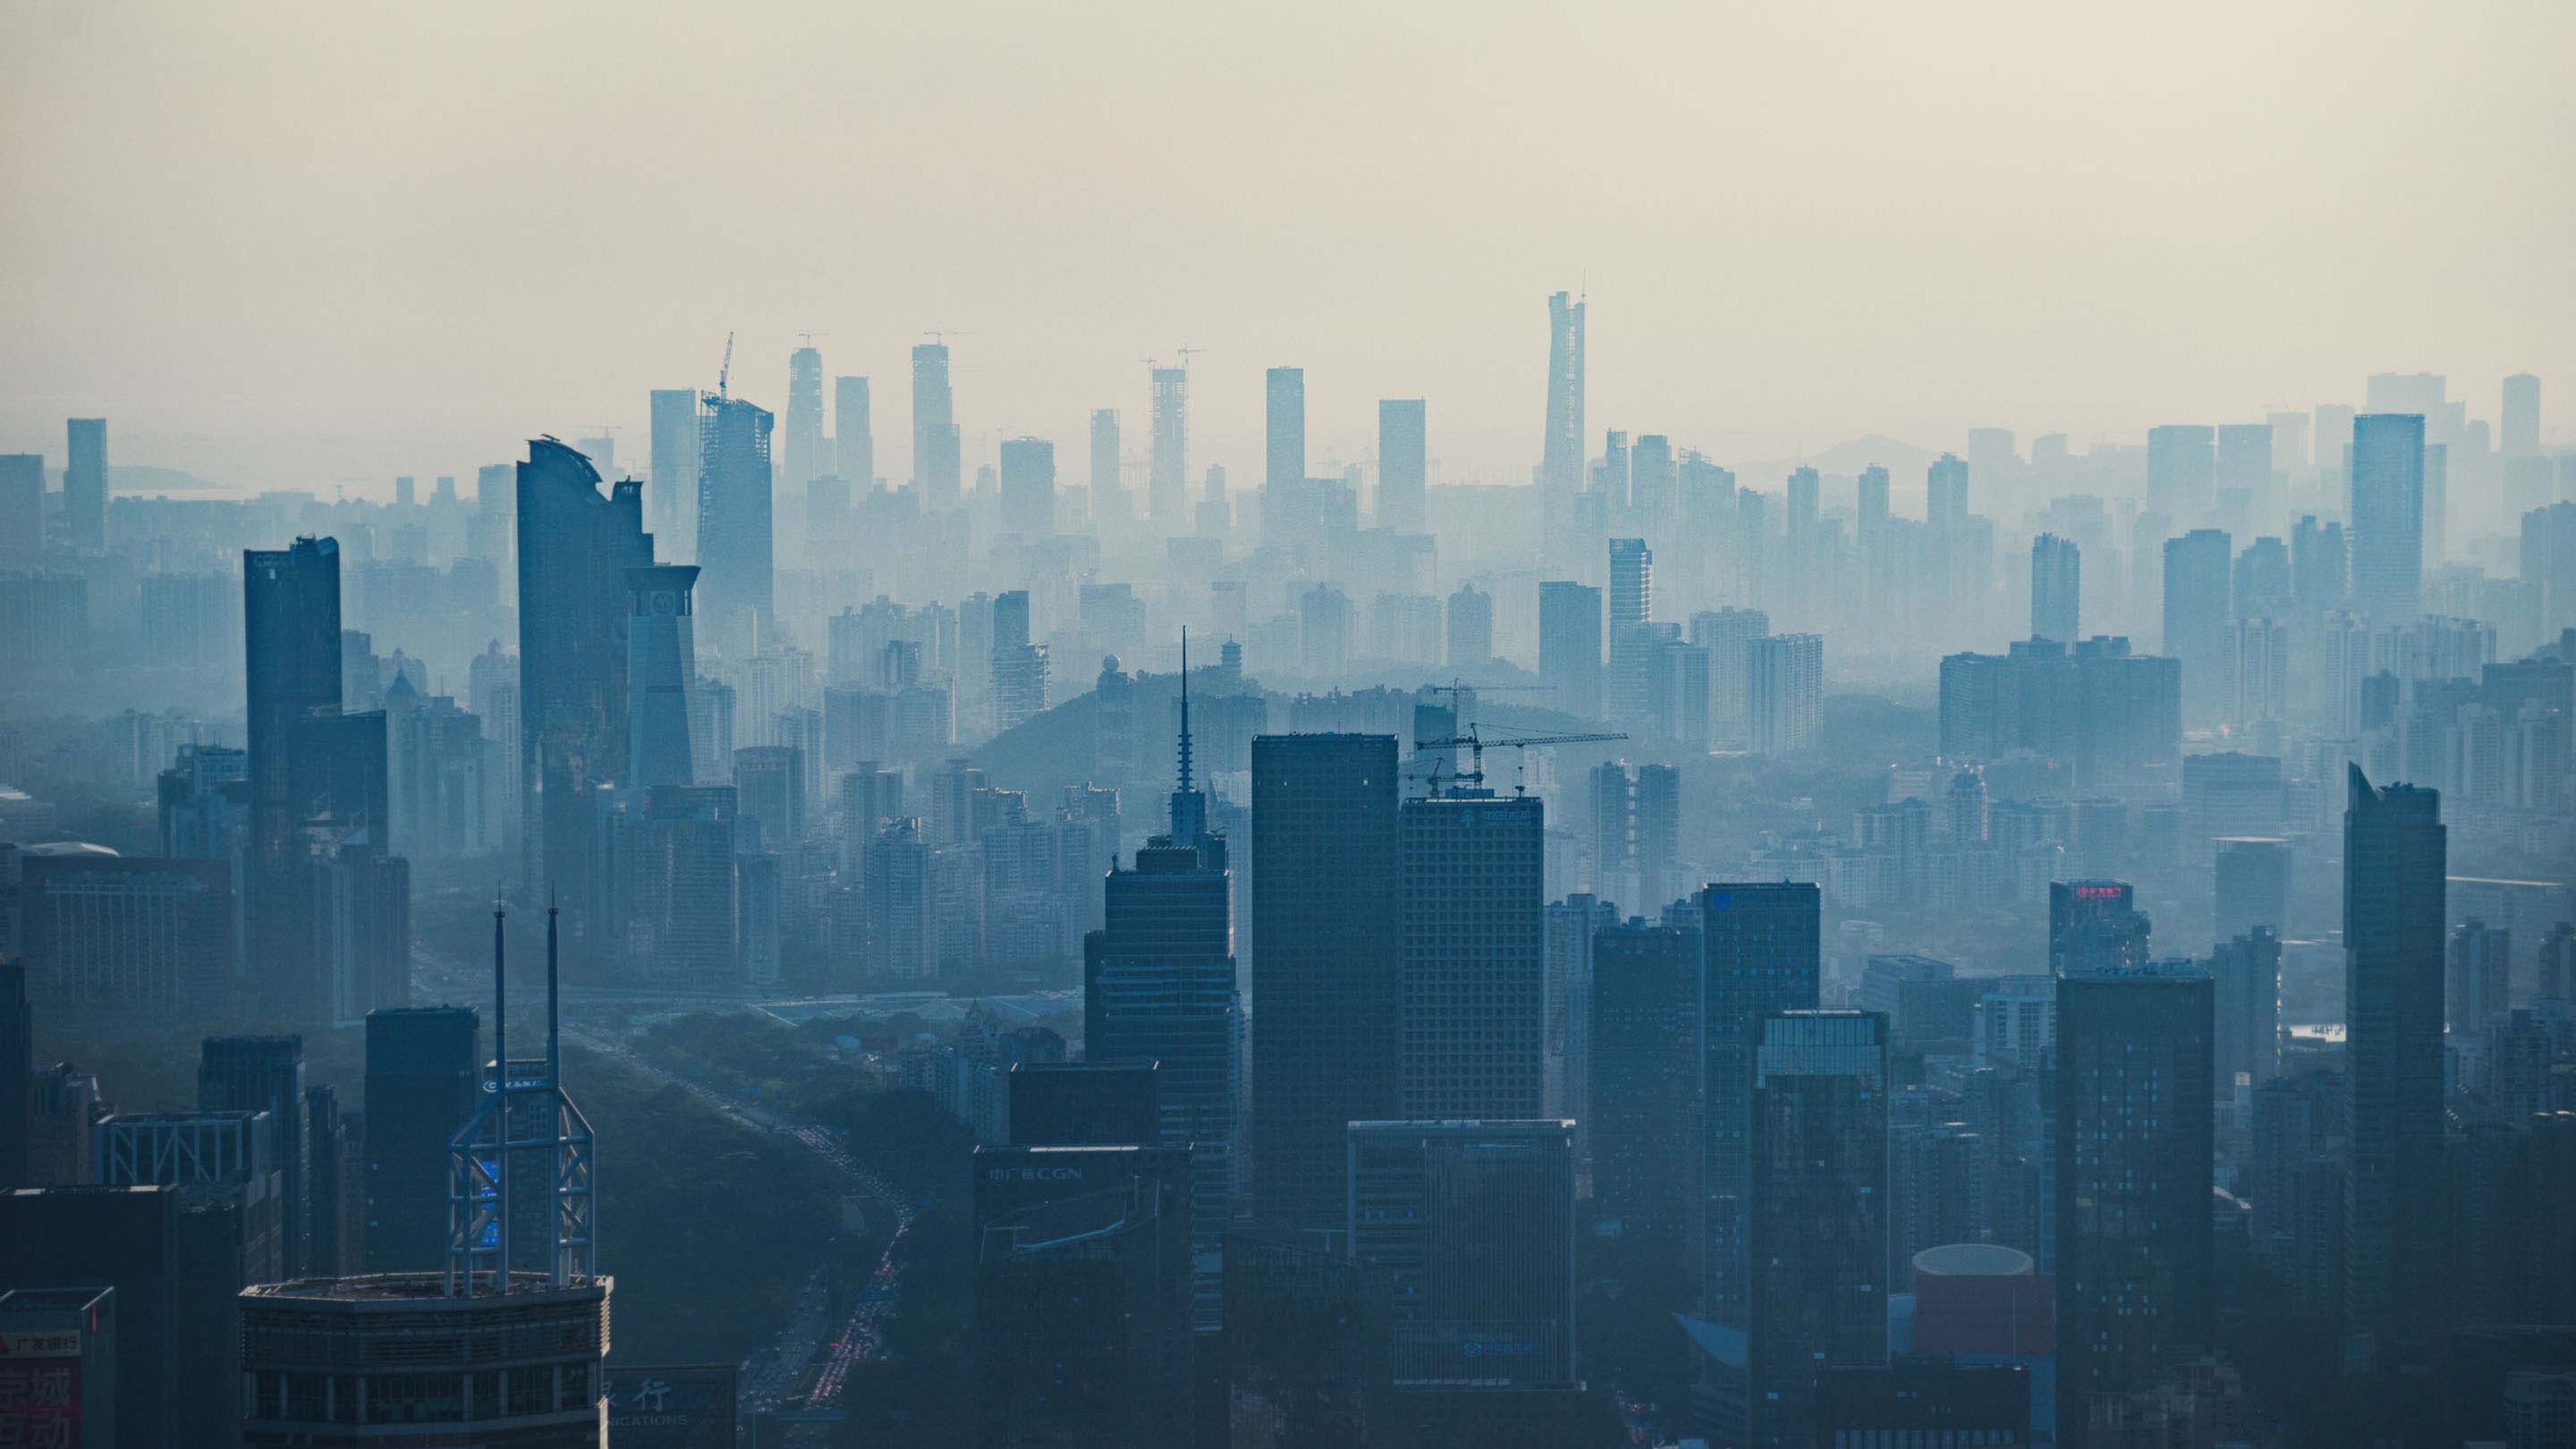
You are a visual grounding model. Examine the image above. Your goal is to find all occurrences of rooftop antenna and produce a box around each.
[797,330,828,349]
[490,893,511,1293]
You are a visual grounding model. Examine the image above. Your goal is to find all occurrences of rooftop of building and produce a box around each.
[242,1272,607,1305]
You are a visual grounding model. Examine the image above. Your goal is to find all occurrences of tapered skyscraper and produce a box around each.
[624,564,701,791]
[1541,291,1586,564]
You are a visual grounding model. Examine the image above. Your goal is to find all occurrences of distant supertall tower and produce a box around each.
[834,375,873,487]
[517,438,653,947]
[1400,784,1545,1120]
[1250,733,1400,1244]
[2342,766,2445,1359]
[2031,533,2080,643]
[1265,367,1305,490]
[1701,881,1822,1328]
[2055,961,2215,1404]
[1085,640,1240,1328]
[911,341,961,510]
[244,537,346,1019]
[64,417,106,552]
[1148,365,1188,527]
[998,436,1055,539]
[1541,291,1587,564]
[1538,581,1605,720]
[2348,412,2426,622]
[1747,1010,1889,1449]
[648,388,698,547]
[1089,408,1122,526]
[2501,373,2541,456]
[624,564,700,791]
[784,344,825,488]
[1377,398,1427,534]
[694,393,775,648]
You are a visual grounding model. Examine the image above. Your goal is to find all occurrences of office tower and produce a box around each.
[1265,366,1305,490]
[1746,632,1823,754]
[1445,581,1493,666]
[1250,734,1401,1241]
[2161,528,2233,724]
[2209,928,2282,1089]
[1008,1062,1160,1147]
[2348,412,2426,623]
[2216,420,2275,524]
[2147,424,2216,522]
[1378,398,1427,534]
[2502,373,2541,456]
[622,564,700,792]
[2055,961,2214,1406]
[14,849,233,1027]
[833,373,874,489]
[783,344,824,488]
[1588,919,1702,1247]
[2048,880,2150,976]
[610,784,740,984]
[2342,767,2445,1358]
[243,537,344,1019]
[1691,606,1767,747]
[1086,677,1241,1328]
[1701,882,1822,1327]
[997,435,1055,538]
[2536,922,2575,1003]
[1926,452,1969,532]
[864,818,935,977]
[199,1036,310,1278]
[991,589,1049,731]
[1632,763,1681,909]
[695,392,775,645]
[2031,533,2080,643]
[911,341,961,510]
[518,438,653,943]
[94,1109,285,1276]
[1148,365,1188,527]
[2447,919,2512,1036]
[1401,788,1545,1119]
[1346,1119,1577,1385]
[1088,407,1121,525]
[654,381,706,544]
[732,743,805,852]
[1638,434,1680,535]
[362,1004,479,1271]
[0,962,24,1189]
[1538,581,1605,720]
[1540,291,1587,558]
[63,417,106,552]
[1223,1231,1385,1448]
[972,1144,1193,1449]
[0,453,39,563]
[2213,835,2291,943]
[1606,538,1653,724]
[1745,1010,1887,1449]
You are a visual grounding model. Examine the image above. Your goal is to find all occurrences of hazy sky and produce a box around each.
[4,1,2572,498]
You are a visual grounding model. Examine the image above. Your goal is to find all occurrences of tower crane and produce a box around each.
[1411,722,1627,796]
[714,331,733,402]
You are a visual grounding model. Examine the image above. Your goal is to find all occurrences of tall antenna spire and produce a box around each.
[1177,627,1193,795]
[1170,629,1207,848]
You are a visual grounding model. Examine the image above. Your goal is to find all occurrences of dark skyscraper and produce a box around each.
[2342,766,2445,1359]
[1250,733,1399,1244]
[517,437,652,947]
[1265,366,1305,491]
[2055,961,2215,1406]
[1087,657,1241,1327]
[64,416,106,552]
[1701,881,1822,1327]
[1538,580,1605,721]
[243,536,352,1020]
[1747,1009,1888,1449]
[1587,919,1703,1249]
[2031,531,2080,644]
[2349,412,2426,623]
[2048,879,2150,977]
[199,1035,310,1279]
[1400,788,1545,1120]
[361,1004,479,1271]
[0,961,27,1189]
[912,340,961,510]
[1377,397,1427,535]
[695,393,775,646]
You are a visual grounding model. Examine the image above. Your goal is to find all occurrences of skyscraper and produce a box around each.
[2348,412,2426,623]
[1250,734,1400,1243]
[1149,365,1188,527]
[362,1004,479,1271]
[2162,527,2233,725]
[64,417,106,552]
[1587,919,1702,1248]
[1538,580,1605,721]
[1746,633,1822,754]
[1926,452,1969,533]
[517,438,653,948]
[0,453,39,564]
[835,374,874,487]
[648,387,699,547]
[624,564,701,791]
[1747,1010,1888,1449]
[2055,961,2215,1405]
[2501,372,2541,457]
[1088,407,1122,526]
[1701,881,1822,1327]
[198,1036,310,1279]
[2342,766,2445,1357]
[911,341,961,510]
[244,536,358,1021]
[784,343,825,489]
[695,393,775,646]
[0,962,25,1189]
[1541,291,1587,564]
[1400,788,1545,1120]
[1265,366,1305,491]
[2031,533,2080,643]
[2147,424,2216,522]
[2210,928,2283,1089]
[2048,879,2150,976]
[1607,538,1653,725]
[1377,397,1427,534]
[1087,657,1241,1327]
[998,435,1055,538]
